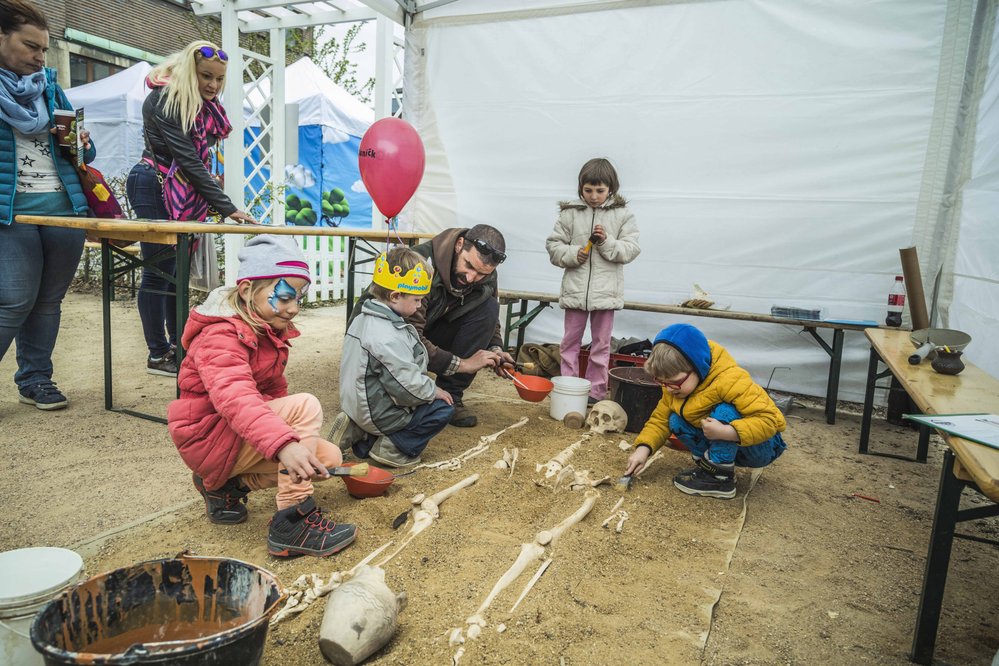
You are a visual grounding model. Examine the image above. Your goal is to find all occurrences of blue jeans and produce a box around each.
[127,163,176,356]
[669,403,786,468]
[353,399,455,458]
[0,195,85,390]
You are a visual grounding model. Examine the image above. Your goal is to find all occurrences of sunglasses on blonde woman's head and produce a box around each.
[197,46,228,62]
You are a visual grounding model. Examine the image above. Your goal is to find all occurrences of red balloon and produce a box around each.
[358,118,426,219]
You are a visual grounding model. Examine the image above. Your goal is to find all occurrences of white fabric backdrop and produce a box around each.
[950,13,999,381]
[404,0,983,402]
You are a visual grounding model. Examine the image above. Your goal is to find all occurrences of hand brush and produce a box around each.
[280,462,370,477]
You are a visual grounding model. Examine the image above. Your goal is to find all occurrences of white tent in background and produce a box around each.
[65,62,152,179]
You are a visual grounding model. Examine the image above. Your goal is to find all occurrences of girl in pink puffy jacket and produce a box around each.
[167,234,356,558]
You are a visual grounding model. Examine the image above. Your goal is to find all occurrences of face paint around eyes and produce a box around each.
[267,278,306,312]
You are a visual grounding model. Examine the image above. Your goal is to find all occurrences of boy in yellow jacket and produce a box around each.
[624,324,787,499]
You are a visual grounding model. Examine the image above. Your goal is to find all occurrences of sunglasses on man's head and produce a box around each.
[466,237,506,264]
[197,46,229,62]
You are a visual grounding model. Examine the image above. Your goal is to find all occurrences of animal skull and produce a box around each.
[586,400,627,434]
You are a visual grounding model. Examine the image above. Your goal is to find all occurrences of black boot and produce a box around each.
[673,457,736,499]
[449,401,477,428]
[193,473,250,524]
[267,497,357,558]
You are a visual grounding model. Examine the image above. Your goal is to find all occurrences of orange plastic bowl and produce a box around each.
[341,463,394,498]
[512,372,554,402]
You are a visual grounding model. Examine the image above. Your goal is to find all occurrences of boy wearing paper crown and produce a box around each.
[331,247,455,467]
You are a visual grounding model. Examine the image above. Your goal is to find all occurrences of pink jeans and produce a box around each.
[560,309,615,400]
[230,393,342,510]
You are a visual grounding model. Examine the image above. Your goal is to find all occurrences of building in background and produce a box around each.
[34,0,215,88]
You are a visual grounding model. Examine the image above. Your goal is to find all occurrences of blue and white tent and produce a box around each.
[244,57,374,229]
[67,57,374,229]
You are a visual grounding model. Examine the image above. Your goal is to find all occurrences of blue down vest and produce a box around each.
[0,67,94,225]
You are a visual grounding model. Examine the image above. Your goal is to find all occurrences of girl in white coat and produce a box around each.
[545,158,641,402]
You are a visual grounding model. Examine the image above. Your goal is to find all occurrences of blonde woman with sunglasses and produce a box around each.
[126,40,255,377]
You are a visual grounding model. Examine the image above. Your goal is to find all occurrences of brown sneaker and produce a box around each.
[449,401,477,428]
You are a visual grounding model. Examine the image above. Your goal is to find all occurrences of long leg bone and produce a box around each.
[467,542,546,624]
[377,474,479,566]
[535,490,599,546]
[509,558,552,613]
[453,491,598,662]
[479,416,529,444]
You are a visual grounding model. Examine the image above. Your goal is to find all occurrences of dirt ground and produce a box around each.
[2,290,998,665]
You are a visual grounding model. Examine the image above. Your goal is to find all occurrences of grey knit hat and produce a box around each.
[236,235,312,284]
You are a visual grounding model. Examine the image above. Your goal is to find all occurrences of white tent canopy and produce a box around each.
[65,62,152,178]
[244,57,373,134]
[401,0,999,402]
[194,0,999,402]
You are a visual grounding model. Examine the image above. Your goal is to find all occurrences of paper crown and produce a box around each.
[372,252,432,295]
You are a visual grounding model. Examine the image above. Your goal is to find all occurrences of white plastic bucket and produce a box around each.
[0,547,83,666]
[549,376,591,420]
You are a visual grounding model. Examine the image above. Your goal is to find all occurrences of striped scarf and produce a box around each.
[160,98,231,221]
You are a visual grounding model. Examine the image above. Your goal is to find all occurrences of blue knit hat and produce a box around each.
[653,324,711,380]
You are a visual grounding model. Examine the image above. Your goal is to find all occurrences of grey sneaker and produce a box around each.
[327,411,367,450]
[147,348,178,377]
[368,436,420,468]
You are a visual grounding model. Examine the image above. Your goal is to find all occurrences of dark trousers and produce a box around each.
[425,296,500,403]
[352,399,455,458]
[126,163,176,357]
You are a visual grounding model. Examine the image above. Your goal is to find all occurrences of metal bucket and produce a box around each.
[31,553,285,665]
[608,366,662,433]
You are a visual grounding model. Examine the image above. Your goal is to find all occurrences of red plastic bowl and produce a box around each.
[341,463,394,498]
[512,372,554,402]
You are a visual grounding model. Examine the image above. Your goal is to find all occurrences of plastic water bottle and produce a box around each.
[886,275,905,327]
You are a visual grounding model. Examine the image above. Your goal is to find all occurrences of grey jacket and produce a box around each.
[340,299,436,436]
[545,194,641,311]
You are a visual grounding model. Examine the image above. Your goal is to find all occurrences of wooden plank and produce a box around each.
[497,289,875,331]
[866,328,999,503]
[18,215,435,242]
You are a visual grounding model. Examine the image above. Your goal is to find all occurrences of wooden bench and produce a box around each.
[498,289,879,425]
[858,328,999,664]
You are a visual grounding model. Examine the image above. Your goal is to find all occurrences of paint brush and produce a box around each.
[616,475,633,492]
[280,463,370,477]
[583,233,600,253]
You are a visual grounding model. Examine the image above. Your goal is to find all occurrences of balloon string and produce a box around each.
[384,216,405,247]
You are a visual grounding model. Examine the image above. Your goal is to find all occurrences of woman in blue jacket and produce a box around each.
[0,0,95,410]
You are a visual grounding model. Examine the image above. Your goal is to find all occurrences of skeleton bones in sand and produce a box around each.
[450,491,600,663]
